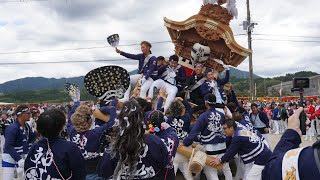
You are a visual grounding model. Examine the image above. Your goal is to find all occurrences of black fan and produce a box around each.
[84,66,130,101]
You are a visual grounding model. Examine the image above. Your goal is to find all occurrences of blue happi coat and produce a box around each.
[220,128,272,165]
[154,126,179,179]
[167,99,193,140]
[2,120,36,167]
[183,107,226,147]
[24,137,86,180]
[97,134,169,179]
[120,52,158,80]
[67,101,116,173]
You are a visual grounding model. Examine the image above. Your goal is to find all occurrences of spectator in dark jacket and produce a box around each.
[249,103,271,148]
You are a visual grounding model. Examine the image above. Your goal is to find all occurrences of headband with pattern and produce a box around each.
[16,108,30,115]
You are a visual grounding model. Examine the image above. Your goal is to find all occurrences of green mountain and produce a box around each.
[0,69,315,103]
[0,68,257,94]
[229,67,261,79]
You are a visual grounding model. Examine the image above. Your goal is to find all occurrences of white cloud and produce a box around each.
[0,0,319,83]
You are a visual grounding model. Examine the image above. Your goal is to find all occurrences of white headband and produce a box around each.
[16,108,30,115]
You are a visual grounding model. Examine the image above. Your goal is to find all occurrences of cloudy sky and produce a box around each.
[0,0,319,83]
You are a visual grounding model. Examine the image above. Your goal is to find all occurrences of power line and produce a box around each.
[0,58,134,65]
[0,46,108,55]
[0,0,48,3]
[0,41,171,55]
[253,38,320,43]
[253,33,320,39]
[0,35,319,56]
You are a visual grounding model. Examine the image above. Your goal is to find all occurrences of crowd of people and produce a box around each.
[0,41,319,180]
[241,99,320,142]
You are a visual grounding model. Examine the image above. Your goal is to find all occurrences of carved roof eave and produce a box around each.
[164,15,252,64]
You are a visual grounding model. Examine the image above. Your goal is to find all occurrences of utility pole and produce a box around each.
[243,0,257,102]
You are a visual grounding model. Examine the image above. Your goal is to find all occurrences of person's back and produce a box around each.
[25,137,86,180]
[24,108,86,180]
[67,102,116,177]
[97,134,169,179]
[147,110,179,179]
[167,97,193,140]
[97,99,169,179]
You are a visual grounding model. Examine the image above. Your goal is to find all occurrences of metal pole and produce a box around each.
[247,0,254,102]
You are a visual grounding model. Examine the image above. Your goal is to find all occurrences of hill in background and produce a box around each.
[0,69,316,103]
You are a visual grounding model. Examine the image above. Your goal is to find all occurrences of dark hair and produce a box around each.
[140,41,152,48]
[135,97,151,112]
[237,106,246,114]
[37,108,66,139]
[227,102,237,113]
[232,112,242,122]
[110,99,145,179]
[204,93,216,107]
[148,110,165,131]
[15,104,29,115]
[157,56,165,61]
[169,55,179,62]
[204,69,213,77]
[169,100,184,117]
[251,103,258,108]
[223,119,237,129]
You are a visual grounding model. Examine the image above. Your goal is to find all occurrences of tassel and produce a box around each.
[226,0,238,19]
[203,0,217,5]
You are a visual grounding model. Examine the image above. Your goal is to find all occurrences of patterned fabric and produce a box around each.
[183,107,226,147]
[24,137,86,180]
[107,34,119,47]
[97,134,169,179]
[65,83,80,102]
[84,66,130,101]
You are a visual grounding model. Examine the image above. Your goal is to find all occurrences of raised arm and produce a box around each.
[182,99,193,118]
[119,51,141,60]
[217,69,230,85]
[220,137,242,163]
[67,101,80,133]
[183,114,206,146]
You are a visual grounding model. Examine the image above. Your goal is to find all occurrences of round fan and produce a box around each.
[84,66,130,101]
[65,83,80,102]
[107,34,120,47]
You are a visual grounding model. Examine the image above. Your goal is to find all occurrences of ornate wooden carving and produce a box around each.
[195,24,220,41]
[199,4,232,25]
[164,2,251,72]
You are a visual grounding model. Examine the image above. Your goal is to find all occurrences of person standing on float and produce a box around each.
[116,41,158,100]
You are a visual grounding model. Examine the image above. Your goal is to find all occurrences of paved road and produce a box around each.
[0,133,318,180]
[176,133,318,180]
